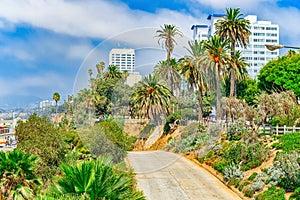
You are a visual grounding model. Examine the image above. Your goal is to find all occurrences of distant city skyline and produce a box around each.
[0,0,299,103]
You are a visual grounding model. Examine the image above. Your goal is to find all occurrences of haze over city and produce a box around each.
[0,0,300,106]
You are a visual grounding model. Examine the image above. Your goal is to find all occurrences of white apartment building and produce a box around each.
[109,48,135,73]
[191,24,209,42]
[240,15,279,78]
[192,14,279,79]
[40,100,55,110]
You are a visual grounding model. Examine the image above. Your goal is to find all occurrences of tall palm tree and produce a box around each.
[103,65,122,80]
[0,149,41,200]
[132,74,173,124]
[49,157,144,200]
[156,24,183,92]
[179,40,208,121]
[215,8,251,97]
[53,92,61,115]
[203,36,230,120]
[154,58,181,95]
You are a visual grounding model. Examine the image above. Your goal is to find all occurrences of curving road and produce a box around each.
[127,151,241,200]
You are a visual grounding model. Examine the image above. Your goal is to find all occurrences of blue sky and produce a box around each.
[0,0,300,102]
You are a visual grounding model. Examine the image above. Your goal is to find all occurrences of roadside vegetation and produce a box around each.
[5,6,300,200]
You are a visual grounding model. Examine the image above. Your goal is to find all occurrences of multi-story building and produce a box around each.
[109,48,135,73]
[239,15,279,78]
[191,24,209,42]
[192,14,279,79]
[40,100,55,110]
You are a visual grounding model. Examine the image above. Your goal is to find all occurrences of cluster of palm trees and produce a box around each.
[134,8,251,122]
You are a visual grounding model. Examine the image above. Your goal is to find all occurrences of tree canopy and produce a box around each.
[258,52,300,97]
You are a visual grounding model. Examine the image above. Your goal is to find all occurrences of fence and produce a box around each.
[258,125,300,135]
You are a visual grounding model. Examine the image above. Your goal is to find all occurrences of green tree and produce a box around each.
[203,36,230,120]
[258,52,300,97]
[156,24,183,92]
[48,157,145,200]
[132,74,173,124]
[179,40,208,121]
[15,114,67,183]
[0,149,41,200]
[215,8,251,97]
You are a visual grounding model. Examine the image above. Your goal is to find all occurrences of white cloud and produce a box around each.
[0,72,71,96]
[0,0,200,40]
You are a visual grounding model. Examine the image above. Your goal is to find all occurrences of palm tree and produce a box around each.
[203,36,230,120]
[215,8,251,97]
[49,157,144,200]
[179,40,208,121]
[53,92,61,115]
[103,65,122,80]
[232,50,249,82]
[156,24,183,92]
[0,149,41,199]
[154,58,182,95]
[132,74,173,124]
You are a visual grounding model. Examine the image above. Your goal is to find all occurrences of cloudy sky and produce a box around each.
[0,0,299,102]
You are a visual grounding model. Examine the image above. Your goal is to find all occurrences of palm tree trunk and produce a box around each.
[216,63,221,120]
[230,42,236,97]
[167,49,172,92]
[197,87,203,121]
[229,68,236,97]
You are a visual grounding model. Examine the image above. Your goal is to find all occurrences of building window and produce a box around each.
[253,33,265,36]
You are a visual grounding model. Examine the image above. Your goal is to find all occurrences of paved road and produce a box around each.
[127,151,241,200]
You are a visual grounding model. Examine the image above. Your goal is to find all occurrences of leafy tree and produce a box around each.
[15,114,67,182]
[104,65,122,80]
[203,35,231,120]
[47,157,145,200]
[258,52,300,97]
[215,8,251,97]
[0,149,41,199]
[179,40,208,121]
[132,74,173,124]
[156,24,183,91]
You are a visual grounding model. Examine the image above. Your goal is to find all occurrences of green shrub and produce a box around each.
[223,142,246,165]
[244,189,254,198]
[238,180,251,191]
[248,172,258,181]
[213,158,228,173]
[226,120,248,141]
[255,186,285,200]
[290,187,300,200]
[163,111,181,134]
[228,178,240,187]
[223,163,244,182]
[277,132,300,152]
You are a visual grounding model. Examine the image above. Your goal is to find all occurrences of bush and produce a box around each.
[255,186,285,200]
[290,187,300,200]
[245,189,254,198]
[268,152,300,191]
[226,120,248,141]
[238,180,251,191]
[213,158,228,173]
[15,114,67,182]
[224,163,244,182]
[248,172,258,181]
[277,132,300,152]
[164,111,181,134]
[223,142,246,165]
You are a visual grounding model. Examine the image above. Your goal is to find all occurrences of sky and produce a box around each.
[0,0,300,102]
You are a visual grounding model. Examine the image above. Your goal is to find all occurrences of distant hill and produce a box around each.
[0,95,41,110]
